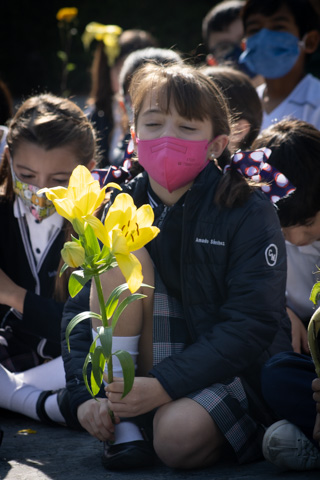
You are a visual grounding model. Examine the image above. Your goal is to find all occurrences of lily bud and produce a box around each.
[61,242,85,268]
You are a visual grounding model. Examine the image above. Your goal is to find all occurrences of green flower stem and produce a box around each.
[93,275,108,328]
[93,274,116,424]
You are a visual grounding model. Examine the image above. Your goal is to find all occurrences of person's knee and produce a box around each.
[153,402,222,469]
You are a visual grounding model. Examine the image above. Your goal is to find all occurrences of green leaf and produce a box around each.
[65,311,102,351]
[91,346,105,395]
[59,262,69,277]
[310,282,320,305]
[68,270,92,297]
[105,283,129,320]
[96,326,113,359]
[83,353,95,398]
[113,350,135,398]
[111,294,146,331]
[84,224,101,257]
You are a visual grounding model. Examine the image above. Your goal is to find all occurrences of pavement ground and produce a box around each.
[1,409,320,480]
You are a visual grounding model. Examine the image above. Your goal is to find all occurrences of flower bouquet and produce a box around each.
[39,165,159,400]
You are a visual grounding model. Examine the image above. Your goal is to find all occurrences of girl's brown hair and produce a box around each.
[0,93,99,199]
[129,62,256,207]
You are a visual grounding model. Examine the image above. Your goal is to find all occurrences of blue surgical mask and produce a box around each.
[239,29,304,79]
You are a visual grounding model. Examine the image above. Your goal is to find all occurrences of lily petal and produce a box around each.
[115,252,143,293]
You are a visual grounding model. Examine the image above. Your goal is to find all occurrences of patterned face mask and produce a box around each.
[10,159,56,222]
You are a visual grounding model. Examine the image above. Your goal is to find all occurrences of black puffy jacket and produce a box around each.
[62,162,292,416]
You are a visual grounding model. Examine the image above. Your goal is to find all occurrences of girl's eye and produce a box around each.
[145,122,161,127]
[53,178,69,184]
[19,173,35,180]
[181,125,196,131]
[306,220,315,227]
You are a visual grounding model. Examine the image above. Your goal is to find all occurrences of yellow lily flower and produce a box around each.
[56,7,78,22]
[92,193,159,292]
[38,165,121,232]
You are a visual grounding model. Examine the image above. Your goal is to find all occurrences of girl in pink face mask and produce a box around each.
[59,62,292,471]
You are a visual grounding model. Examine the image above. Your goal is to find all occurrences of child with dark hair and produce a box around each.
[0,93,98,372]
[201,65,262,150]
[61,61,292,470]
[252,118,320,471]
[202,0,262,85]
[240,0,320,130]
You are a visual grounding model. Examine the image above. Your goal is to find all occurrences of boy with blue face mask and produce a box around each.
[239,0,320,131]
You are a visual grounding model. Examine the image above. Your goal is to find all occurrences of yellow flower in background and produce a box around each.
[82,23,123,66]
[92,193,159,292]
[56,7,78,23]
[61,242,85,268]
[38,165,121,232]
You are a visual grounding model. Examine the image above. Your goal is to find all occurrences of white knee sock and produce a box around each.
[92,331,144,444]
[0,363,65,423]
[16,356,66,391]
[0,363,40,420]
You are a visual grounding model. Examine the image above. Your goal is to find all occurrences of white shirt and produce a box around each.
[285,240,320,323]
[257,74,320,131]
[14,197,63,265]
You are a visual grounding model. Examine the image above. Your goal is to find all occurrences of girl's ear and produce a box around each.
[87,159,96,171]
[209,134,229,159]
[303,30,320,54]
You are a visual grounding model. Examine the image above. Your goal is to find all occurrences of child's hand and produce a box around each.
[77,398,118,442]
[105,376,172,418]
[312,378,320,446]
[287,307,309,354]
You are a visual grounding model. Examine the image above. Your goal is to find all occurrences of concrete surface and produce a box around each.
[0,408,319,480]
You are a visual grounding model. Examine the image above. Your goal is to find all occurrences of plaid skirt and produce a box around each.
[152,270,264,464]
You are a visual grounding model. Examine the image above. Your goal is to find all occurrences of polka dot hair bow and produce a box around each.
[91,164,131,189]
[224,147,296,204]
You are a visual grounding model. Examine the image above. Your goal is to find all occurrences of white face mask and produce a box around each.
[10,159,56,222]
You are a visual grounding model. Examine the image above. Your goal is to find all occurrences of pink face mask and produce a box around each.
[136,136,213,193]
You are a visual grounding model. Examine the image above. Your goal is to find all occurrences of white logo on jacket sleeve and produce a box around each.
[265,244,278,266]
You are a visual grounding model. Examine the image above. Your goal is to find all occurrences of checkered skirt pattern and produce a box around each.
[152,270,263,463]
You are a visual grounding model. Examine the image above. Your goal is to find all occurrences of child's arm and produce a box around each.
[0,268,26,313]
[286,306,309,354]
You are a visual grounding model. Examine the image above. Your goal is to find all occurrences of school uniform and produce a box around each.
[257,74,320,131]
[0,196,65,370]
[62,162,292,463]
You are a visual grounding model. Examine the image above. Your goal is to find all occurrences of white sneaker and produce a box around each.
[262,419,320,471]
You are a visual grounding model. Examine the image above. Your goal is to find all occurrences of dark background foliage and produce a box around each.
[0,0,217,100]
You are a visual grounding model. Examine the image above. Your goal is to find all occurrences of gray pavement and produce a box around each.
[0,409,319,480]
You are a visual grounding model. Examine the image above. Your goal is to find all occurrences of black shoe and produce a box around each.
[102,440,155,470]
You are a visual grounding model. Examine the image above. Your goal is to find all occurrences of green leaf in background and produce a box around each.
[68,270,92,297]
[113,350,135,398]
[84,224,101,257]
[310,281,320,306]
[65,311,102,351]
[97,326,112,359]
[111,293,146,331]
[83,353,94,398]
[91,346,106,394]
[105,283,129,320]
[59,262,69,277]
